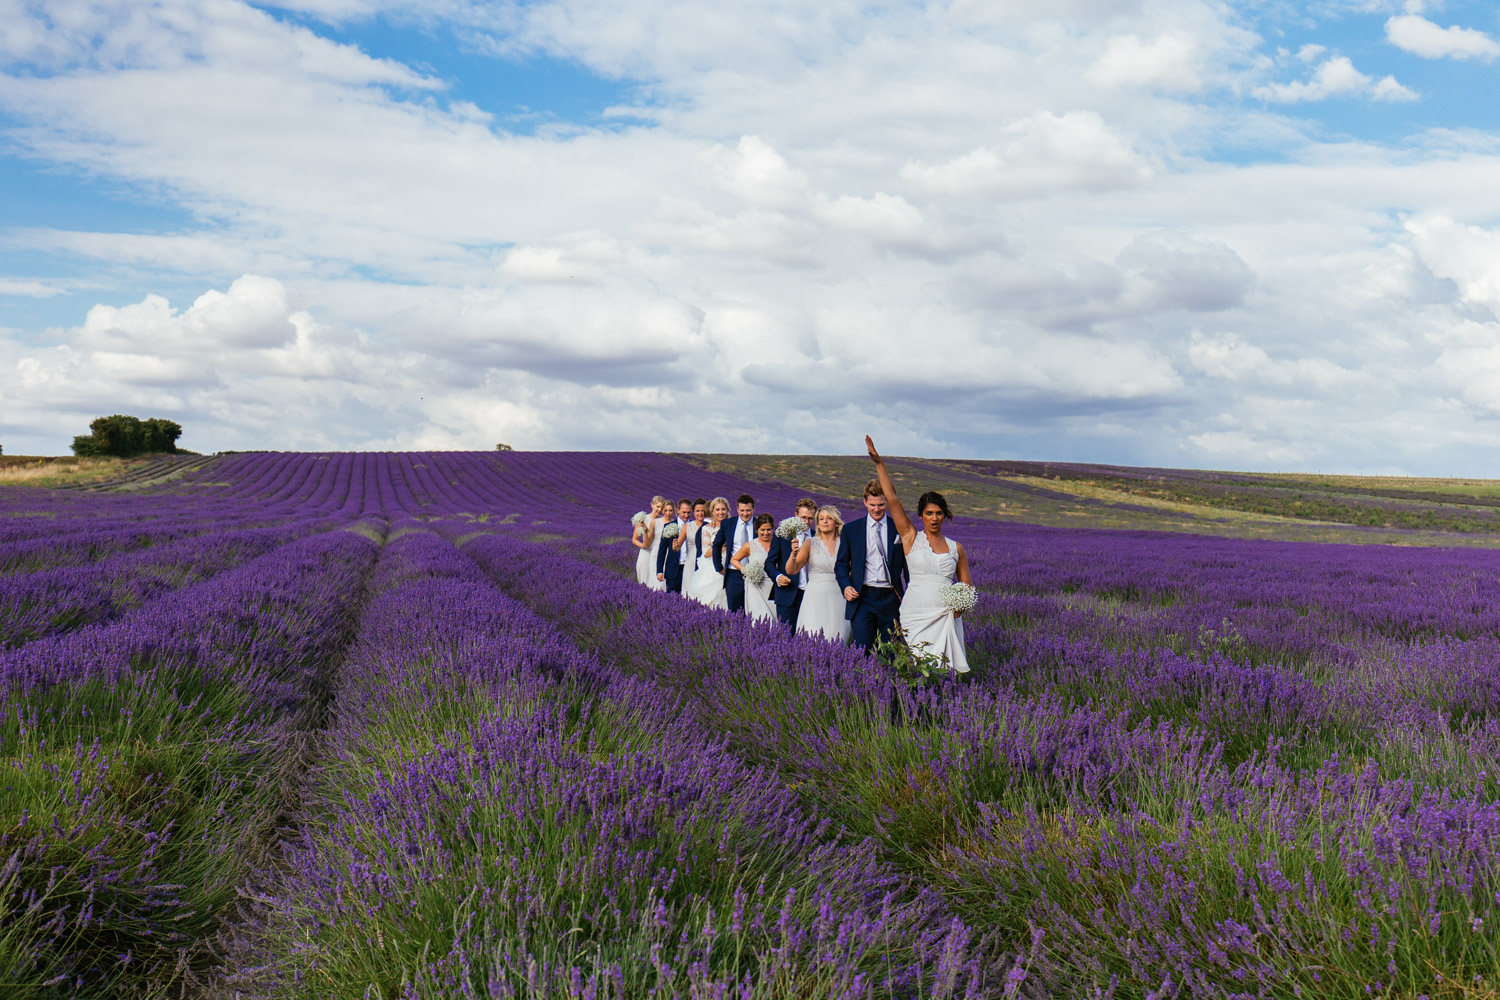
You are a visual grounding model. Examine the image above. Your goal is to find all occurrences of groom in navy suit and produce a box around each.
[713,494,756,612]
[835,479,907,650]
[656,498,693,593]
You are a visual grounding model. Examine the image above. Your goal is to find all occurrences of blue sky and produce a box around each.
[3,0,1500,472]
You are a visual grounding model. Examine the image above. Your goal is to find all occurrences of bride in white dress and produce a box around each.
[633,496,665,585]
[865,436,972,674]
[688,497,730,608]
[730,513,777,623]
[787,505,851,643]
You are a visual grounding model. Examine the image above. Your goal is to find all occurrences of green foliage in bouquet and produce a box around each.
[872,626,950,687]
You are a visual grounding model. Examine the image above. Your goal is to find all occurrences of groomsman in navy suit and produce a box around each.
[656,498,693,593]
[835,479,908,649]
[713,494,756,612]
[768,498,817,629]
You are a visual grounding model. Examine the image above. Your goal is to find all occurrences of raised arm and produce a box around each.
[788,537,812,574]
[866,436,915,544]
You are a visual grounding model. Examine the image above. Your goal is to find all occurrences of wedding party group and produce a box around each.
[629,437,977,674]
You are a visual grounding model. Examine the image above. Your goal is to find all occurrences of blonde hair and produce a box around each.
[815,505,844,536]
[709,496,730,519]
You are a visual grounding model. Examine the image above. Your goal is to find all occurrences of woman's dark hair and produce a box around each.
[693,497,707,508]
[753,513,774,532]
[916,491,954,522]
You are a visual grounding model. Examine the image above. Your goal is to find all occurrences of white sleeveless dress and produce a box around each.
[899,533,967,673]
[646,516,669,592]
[673,521,699,589]
[796,534,851,643]
[634,522,654,584]
[688,524,727,608]
[742,542,775,623]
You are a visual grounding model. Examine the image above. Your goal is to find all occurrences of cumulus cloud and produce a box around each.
[3,0,1500,471]
[1087,31,1205,92]
[1253,55,1417,103]
[900,111,1152,197]
[1386,14,1500,61]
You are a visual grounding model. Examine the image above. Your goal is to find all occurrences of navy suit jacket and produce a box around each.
[713,518,755,575]
[766,534,799,610]
[834,515,908,621]
[655,518,686,586]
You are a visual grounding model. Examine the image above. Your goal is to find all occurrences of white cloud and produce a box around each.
[3,0,1500,470]
[1253,56,1417,104]
[1087,31,1204,92]
[0,278,65,297]
[1406,216,1500,317]
[1386,14,1500,61]
[900,111,1152,197]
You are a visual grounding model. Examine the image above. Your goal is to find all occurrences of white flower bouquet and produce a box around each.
[741,560,767,585]
[662,523,681,540]
[631,511,649,527]
[939,582,978,613]
[776,516,805,540]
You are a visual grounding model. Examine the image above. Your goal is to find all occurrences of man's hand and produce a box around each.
[843,586,860,601]
[657,573,665,582]
[776,574,791,587]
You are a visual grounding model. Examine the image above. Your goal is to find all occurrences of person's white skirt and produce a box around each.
[688,556,726,608]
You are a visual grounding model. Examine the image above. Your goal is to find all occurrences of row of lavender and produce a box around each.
[8,450,1500,997]
[225,525,1007,997]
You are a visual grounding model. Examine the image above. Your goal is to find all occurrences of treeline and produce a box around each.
[71,415,183,458]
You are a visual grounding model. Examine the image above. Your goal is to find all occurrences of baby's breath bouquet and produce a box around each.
[661,523,681,540]
[741,559,767,585]
[776,517,805,540]
[631,511,649,527]
[940,582,978,613]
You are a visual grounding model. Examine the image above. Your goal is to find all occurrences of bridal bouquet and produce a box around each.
[662,523,680,540]
[776,517,805,540]
[741,560,767,585]
[631,511,649,527]
[939,582,978,613]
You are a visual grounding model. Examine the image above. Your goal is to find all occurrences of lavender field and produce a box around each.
[5,451,1500,999]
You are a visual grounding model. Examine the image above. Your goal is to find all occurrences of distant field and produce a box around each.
[686,452,1500,545]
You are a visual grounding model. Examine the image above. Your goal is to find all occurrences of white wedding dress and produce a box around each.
[899,532,967,673]
[741,542,775,623]
[634,522,654,585]
[646,516,669,592]
[687,523,727,608]
[673,521,699,590]
[796,533,851,643]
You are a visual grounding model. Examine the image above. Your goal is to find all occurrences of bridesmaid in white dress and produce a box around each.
[688,497,730,608]
[865,436,973,674]
[787,505,852,643]
[646,498,672,592]
[730,513,777,623]
[633,496,665,585]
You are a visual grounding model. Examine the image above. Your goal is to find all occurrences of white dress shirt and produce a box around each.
[865,515,892,587]
[734,516,753,552]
